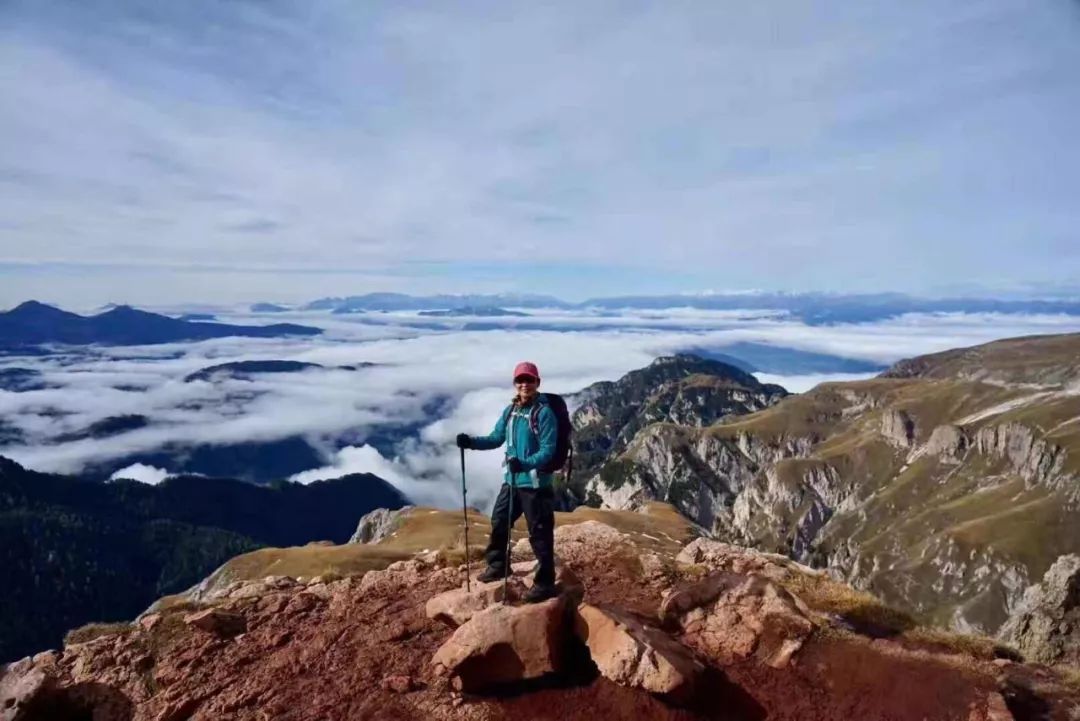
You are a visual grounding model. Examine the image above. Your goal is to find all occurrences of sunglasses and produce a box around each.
[514,376,538,385]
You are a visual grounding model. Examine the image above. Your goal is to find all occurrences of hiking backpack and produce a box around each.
[527,393,573,476]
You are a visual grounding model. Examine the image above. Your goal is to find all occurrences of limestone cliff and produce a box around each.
[581,334,1080,640]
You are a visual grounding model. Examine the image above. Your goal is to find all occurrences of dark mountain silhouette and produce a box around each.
[88,437,328,484]
[0,455,408,661]
[417,306,531,317]
[53,415,150,444]
[0,421,24,446]
[0,367,50,392]
[183,360,331,383]
[250,302,290,313]
[0,301,321,348]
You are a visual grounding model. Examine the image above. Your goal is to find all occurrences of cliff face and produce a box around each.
[580,335,1080,642]
[569,354,788,504]
[5,506,1078,721]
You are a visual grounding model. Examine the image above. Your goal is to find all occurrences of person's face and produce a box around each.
[514,375,539,401]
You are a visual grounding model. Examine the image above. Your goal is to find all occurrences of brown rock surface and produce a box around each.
[574,603,702,700]
[5,519,1080,721]
[0,658,52,721]
[999,554,1080,665]
[183,608,247,638]
[432,597,568,692]
[675,537,809,583]
[426,579,515,628]
[660,571,815,668]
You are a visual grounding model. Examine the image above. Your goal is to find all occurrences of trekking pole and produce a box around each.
[503,471,513,602]
[460,447,470,592]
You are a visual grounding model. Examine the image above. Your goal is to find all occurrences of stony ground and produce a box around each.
[4,520,1080,721]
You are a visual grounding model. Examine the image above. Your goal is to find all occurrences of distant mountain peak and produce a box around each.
[97,304,142,316]
[10,300,69,315]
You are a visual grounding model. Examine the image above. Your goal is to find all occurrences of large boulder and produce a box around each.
[999,554,1080,664]
[431,597,568,692]
[574,603,703,701]
[675,537,810,583]
[660,571,815,669]
[553,521,632,566]
[426,579,517,628]
[1,658,53,721]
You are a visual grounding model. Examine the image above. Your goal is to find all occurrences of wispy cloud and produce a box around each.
[1,1,1078,305]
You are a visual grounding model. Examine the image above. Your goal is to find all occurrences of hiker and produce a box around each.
[456,361,559,603]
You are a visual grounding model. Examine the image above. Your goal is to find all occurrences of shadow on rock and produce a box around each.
[19,682,133,721]
[1002,676,1053,721]
[470,632,600,698]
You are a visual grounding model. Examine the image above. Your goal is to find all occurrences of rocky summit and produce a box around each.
[569,354,788,505]
[580,335,1080,649]
[4,506,1079,721]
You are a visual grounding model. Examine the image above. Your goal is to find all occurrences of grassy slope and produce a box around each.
[603,333,1080,629]
[140,501,1011,665]
[155,503,698,607]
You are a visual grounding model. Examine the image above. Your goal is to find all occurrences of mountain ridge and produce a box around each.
[301,291,1080,324]
[0,302,321,348]
[579,332,1080,648]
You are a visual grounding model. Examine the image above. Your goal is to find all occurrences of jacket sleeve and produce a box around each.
[521,405,557,470]
[470,406,510,451]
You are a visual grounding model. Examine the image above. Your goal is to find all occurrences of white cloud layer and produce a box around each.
[4,308,1080,511]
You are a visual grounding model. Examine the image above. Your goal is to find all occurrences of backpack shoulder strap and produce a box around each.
[528,403,541,435]
[528,394,550,435]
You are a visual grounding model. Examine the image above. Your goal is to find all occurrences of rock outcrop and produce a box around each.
[999,555,1080,665]
[426,579,516,628]
[4,516,1080,720]
[349,506,412,544]
[183,608,247,638]
[574,603,702,700]
[575,335,1080,642]
[660,571,815,669]
[432,597,569,692]
[570,354,788,502]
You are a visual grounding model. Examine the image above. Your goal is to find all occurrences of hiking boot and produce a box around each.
[476,566,503,583]
[524,584,557,604]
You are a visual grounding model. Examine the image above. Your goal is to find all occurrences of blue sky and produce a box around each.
[1,1,1079,306]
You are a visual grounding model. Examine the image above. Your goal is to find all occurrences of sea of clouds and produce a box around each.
[2,306,1079,511]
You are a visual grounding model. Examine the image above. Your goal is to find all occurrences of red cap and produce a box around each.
[513,361,540,381]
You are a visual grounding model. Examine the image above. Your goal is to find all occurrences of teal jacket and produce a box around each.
[471,397,557,489]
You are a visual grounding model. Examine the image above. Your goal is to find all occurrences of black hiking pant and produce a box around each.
[484,484,556,588]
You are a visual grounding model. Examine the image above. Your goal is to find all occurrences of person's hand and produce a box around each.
[506,457,525,473]
[455,433,472,449]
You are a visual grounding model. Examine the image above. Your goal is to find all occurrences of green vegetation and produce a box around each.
[0,456,407,662]
[0,506,260,662]
[189,502,699,599]
[586,333,1080,633]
